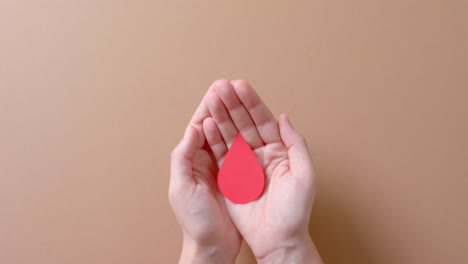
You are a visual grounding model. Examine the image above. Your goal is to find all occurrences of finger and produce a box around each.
[278,114,314,178]
[231,80,281,144]
[214,80,264,149]
[205,81,238,147]
[188,81,218,148]
[170,125,198,186]
[203,117,228,166]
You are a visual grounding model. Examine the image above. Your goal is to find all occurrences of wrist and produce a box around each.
[256,235,322,264]
[179,237,237,264]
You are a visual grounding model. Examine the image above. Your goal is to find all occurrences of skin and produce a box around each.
[169,80,323,263]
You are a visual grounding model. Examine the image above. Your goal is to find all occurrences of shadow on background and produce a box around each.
[236,241,256,264]
[310,191,376,264]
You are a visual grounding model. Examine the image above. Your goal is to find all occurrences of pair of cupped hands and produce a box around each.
[169,80,323,264]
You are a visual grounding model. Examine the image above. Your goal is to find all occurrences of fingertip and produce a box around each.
[202,117,228,162]
[230,79,249,85]
[212,78,230,86]
[184,124,201,149]
[279,113,304,149]
[204,80,218,97]
[204,90,218,106]
[202,117,214,132]
[231,79,253,98]
[278,113,287,122]
[203,117,222,144]
[231,80,264,112]
[183,124,193,138]
[278,113,292,130]
[230,79,249,87]
[212,79,232,93]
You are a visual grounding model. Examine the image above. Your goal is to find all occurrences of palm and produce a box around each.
[184,147,240,247]
[225,143,310,256]
[202,80,315,258]
[169,81,243,255]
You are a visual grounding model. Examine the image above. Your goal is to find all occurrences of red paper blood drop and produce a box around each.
[218,132,265,204]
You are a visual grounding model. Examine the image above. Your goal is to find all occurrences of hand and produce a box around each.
[169,84,241,264]
[202,80,323,263]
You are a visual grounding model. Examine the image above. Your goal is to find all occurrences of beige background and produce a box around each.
[1,1,467,263]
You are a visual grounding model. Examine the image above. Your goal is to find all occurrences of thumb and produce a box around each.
[170,125,198,187]
[278,114,314,177]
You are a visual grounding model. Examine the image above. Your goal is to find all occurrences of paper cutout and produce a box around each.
[218,132,265,204]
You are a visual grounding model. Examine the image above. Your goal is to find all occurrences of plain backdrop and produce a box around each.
[1,1,467,263]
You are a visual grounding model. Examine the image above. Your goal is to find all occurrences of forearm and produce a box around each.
[179,238,237,264]
[256,236,323,264]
